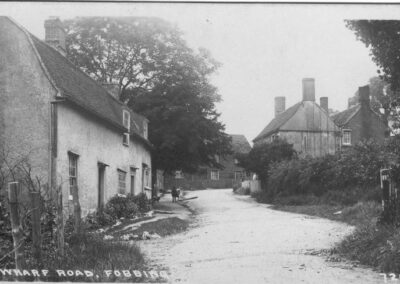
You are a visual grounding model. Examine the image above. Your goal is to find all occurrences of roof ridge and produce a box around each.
[7,16,148,125]
[253,102,302,142]
[30,35,129,110]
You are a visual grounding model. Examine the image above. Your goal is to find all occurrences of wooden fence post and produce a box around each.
[56,186,64,256]
[8,182,25,269]
[72,186,81,234]
[30,191,41,262]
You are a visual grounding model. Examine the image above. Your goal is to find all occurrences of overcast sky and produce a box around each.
[2,2,400,143]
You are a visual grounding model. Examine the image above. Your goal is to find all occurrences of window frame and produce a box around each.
[175,170,184,179]
[210,170,219,181]
[68,152,79,197]
[342,129,352,146]
[123,110,130,131]
[117,169,127,194]
[234,171,244,181]
[122,132,130,146]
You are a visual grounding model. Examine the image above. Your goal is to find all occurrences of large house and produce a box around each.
[253,78,340,157]
[0,17,153,216]
[164,134,252,190]
[332,85,387,147]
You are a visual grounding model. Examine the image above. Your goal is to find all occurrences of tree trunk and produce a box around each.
[8,182,25,269]
[30,191,41,262]
[72,186,81,234]
[56,186,64,256]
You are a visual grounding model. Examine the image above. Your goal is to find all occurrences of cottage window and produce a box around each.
[235,171,244,181]
[210,170,219,180]
[234,158,239,165]
[175,170,184,179]
[343,130,352,146]
[123,110,130,130]
[215,155,220,164]
[122,133,130,146]
[68,152,78,196]
[118,170,127,194]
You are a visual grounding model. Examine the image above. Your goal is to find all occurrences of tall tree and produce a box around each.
[64,17,232,173]
[346,20,400,103]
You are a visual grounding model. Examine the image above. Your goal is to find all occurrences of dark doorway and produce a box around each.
[130,175,135,195]
[98,164,106,209]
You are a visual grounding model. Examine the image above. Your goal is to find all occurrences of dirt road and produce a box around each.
[139,189,382,284]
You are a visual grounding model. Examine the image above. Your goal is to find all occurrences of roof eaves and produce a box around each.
[62,94,127,132]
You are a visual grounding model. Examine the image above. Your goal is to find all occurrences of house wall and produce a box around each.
[0,18,56,186]
[343,107,386,146]
[254,131,337,157]
[279,131,338,157]
[57,103,151,216]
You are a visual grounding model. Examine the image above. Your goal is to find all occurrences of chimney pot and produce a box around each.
[274,97,286,117]
[44,17,66,55]
[359,85,370,106]
[320,97,328,113]
[302,78,315,102]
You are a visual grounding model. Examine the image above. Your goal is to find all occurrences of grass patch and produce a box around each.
[0,232,148,282]
[275,201,381,226]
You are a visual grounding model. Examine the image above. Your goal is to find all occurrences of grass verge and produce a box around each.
[0,232,149,282]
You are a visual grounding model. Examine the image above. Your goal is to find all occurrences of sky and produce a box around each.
[2,2,400,143]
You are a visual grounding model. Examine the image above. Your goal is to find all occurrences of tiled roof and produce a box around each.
[6,16,152,149]
[331,105,361,127]
[230,134,251,154]
[253,102,302,142]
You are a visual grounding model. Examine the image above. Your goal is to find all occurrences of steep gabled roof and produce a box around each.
[253,101,339,142]
[331,105,361,127]
[230,134,251,154]
[5,17,152,149]
[253,102,302,142]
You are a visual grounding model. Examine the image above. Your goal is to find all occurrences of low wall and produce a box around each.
[242,180,261,194]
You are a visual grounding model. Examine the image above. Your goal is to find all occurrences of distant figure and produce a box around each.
[171,186,178,202]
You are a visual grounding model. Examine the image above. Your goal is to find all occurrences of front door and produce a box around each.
[130,175,135,195]
[98,164,105,209]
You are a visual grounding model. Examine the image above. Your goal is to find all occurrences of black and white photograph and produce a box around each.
[1,1,400,283]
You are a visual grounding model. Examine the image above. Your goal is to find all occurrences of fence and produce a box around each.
[2,181,81,268]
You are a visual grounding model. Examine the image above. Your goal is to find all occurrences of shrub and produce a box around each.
[85,210,115,229]
[235,186,250,195]
[104,192,151,220]
[263,139,387,203]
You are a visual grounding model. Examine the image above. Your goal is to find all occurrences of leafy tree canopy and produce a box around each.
[346,20,400,101]
[64,17,232,173]
[237,139,296,184]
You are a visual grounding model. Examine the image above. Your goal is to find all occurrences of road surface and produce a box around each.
[139,189,382,284]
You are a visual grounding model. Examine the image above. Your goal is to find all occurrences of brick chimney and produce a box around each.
[274,96,286,117]
[302,78,315,102]
[44,17,66,56]
[320,97,328,113]
[359,85,370,106]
